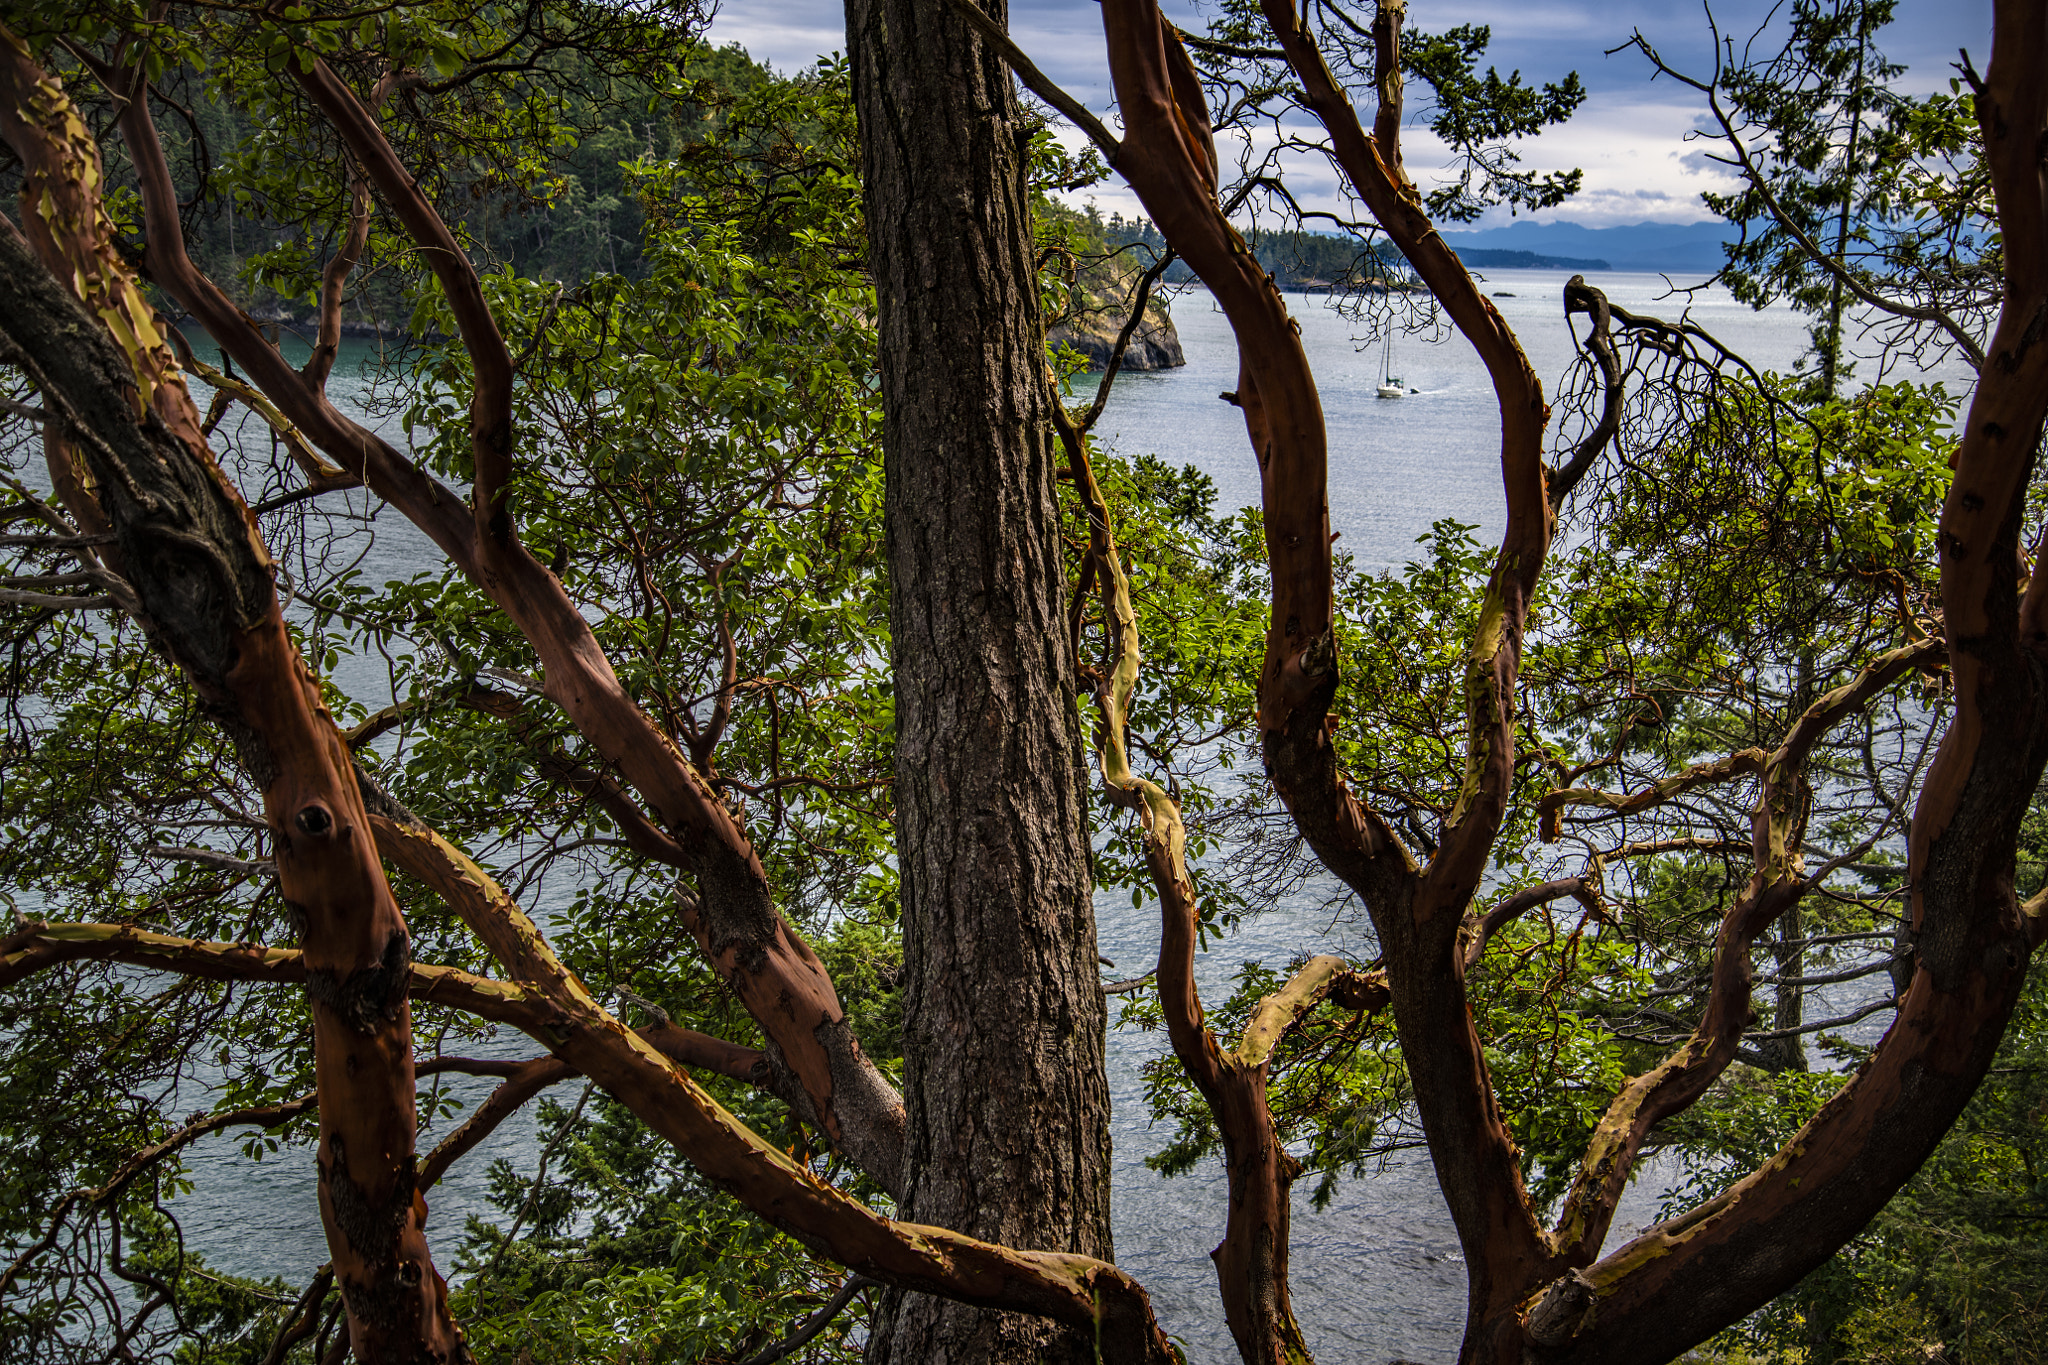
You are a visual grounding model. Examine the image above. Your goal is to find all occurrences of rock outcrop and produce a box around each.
[1042,231,1188,373]
[1047,304,1186,371]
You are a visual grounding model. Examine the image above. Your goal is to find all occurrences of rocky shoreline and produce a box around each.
[239,303,403,340]
[1047,305,1185,372]
[239,300,1188,371]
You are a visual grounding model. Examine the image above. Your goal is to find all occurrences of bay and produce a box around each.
[166,269,1971,1363]
[1086,269,1967,1362]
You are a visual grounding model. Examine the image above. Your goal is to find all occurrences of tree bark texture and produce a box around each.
[1100,0,2048,1359]
[1064,404,1380,1361]
[0,45,465,1354]
[849,1,1114,1360]
[107,45,908,1196]
[1101,2,1561,1349]
[1555,6,2048,1353]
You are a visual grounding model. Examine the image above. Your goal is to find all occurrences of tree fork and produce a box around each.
[1099,0,1562,1351]
[1541,3,2048,1354]
[109,35,908,1195]
[1252,1,1607,1348]
[0,36,466,1358]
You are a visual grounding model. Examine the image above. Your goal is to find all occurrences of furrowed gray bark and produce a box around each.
[848,0,1114,1360]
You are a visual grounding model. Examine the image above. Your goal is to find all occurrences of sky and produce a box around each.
[702,0,1990,228]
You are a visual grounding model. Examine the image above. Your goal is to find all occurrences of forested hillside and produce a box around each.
[0,1,2041,1364]
[119,39,772,332]
[1094,209,1407,289]
[1089,212,1606,288]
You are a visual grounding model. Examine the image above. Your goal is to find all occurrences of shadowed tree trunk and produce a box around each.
[0,37,467,1357]
[847,0,1114,1361]
[1094,0,2048,1360]
[9,1,2042,1361]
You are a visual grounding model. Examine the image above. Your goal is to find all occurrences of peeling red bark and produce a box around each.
[1550,6,2048,1355]
[1093,0,2048,1359]
[109,47,906,1195]
[1099,0,1559,1346]
[0,35,466,1360]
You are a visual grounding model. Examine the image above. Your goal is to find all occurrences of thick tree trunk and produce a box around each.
[0,200,466,1365]
[848,1,1114,1360]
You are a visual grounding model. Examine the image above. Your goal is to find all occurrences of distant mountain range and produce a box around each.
[1455,249,1611,271]
[1095,213,1742,284]
[1439,221,1737,274]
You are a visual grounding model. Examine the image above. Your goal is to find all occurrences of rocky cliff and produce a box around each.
[1040,214,1188,374]
[1047,301,1185,371]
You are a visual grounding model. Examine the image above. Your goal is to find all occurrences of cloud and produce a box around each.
[703,0,1987,229]
[702,0,846,73]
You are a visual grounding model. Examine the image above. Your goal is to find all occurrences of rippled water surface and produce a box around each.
[167,270,1974,1363]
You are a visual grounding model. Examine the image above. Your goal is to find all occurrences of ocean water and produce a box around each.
[162,270,1974,1363]
[1084,271,1969,1361]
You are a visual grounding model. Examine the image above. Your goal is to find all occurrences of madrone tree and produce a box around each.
[0,1,2043,1364]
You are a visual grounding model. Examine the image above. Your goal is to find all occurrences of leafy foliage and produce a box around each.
[0,1,2036,1362]
[1640,0,1995,388]
[1399,23,1586,223]
[0,26,894,1361]
[451,1095,865,1364]
[1124,347,1970,1254]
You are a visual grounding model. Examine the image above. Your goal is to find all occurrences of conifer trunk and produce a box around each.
[848,1,1114,1360]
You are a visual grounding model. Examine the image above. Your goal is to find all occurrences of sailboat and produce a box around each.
[1376,329,1408,399]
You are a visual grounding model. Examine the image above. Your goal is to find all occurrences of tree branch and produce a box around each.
[1539,748,1767,841]
[1550,275,1623,504]
[304,175,372,393]
[1623,32,1987,371]
[1552,638,1971,1291]
[1241,0,1564,1310]
[418,1055,574,1189]
[737,1275,873,1365]
[0,46,465,1354]
[1060,313,1336,1360]
[936,0,1123,166]
[353,768,899,1194]
[1461,878,1600,971]
[112,62,479,570]
[288,54,516,544]
[121,28,906,1176]
[169,339,356,491]
[257,1267,336,1365]
[1232,955,1386,1068]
